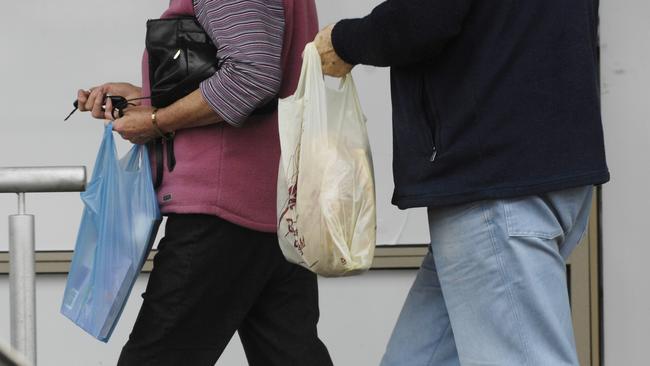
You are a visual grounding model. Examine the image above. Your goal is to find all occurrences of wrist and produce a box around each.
[153,107,174,135]
[150,108,173,139]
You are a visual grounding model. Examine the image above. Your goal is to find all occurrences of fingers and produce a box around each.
[81,87,97,112]
[112,120,130,142]
[76,89,90,110]
[79,86,103,115]
[313,24,353,77]
[77,83,143,120]
[314,25,334,55]
[320,52,353,77]
[112,120,122,136]
[80,84,112,119]
[114,130,150,145]
[111,110,154,145]
[104,97,114,121]
[90,86,107,119]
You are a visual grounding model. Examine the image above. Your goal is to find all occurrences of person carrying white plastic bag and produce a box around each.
[277,42,376,277]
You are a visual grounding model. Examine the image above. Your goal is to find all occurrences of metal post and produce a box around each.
[9,194,36,366]
[1,166,86,366]
[17,193,25,215]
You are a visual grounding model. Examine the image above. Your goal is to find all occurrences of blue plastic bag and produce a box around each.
[61,123,161,342]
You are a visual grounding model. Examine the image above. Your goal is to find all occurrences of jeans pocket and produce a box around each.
[503,196,563,240]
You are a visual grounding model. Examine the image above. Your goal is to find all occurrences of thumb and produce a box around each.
[104,97,114,121]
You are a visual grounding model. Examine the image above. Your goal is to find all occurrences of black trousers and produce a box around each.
[117,214,332,366]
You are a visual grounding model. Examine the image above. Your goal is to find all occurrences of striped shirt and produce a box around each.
[146,0,319,232]
[193,0,285,127]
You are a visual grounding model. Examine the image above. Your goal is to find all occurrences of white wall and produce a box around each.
[600,1,650,365]
[0,271,415,366]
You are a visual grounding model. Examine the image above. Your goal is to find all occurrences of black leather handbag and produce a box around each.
[145,16,278,189]
[146,16,220,108]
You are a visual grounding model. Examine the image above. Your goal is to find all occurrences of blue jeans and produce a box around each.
[380,186,593,366]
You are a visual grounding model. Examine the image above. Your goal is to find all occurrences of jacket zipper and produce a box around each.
[430,146,438,162]
[422,83,440,163]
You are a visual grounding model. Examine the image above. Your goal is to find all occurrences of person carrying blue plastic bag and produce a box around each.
[67,1,332,365]
[62,123,161,342]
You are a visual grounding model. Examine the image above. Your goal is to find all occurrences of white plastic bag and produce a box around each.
[277,43,376,277]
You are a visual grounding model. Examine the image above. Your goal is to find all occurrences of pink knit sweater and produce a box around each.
[141,0,318,232]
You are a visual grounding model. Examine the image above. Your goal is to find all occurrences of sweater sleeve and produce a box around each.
[197,0,285,127]
[331,0,473,67]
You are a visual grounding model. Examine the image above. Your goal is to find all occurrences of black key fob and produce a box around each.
[65,95,128,121]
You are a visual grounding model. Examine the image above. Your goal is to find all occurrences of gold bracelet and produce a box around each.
[151,108,170,139]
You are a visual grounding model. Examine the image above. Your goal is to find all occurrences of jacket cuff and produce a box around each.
[331,20,361,66]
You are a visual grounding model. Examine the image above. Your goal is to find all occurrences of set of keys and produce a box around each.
[64,95,132,121]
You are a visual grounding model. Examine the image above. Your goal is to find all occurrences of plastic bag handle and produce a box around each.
[92,124,152,180]
[293,43,326,99]
[124,145,146,171]
[294,43,361,101]
[88,123,118,181]
[341,74,364,118]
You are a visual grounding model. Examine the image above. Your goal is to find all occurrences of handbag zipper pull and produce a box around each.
[430,146,438,162]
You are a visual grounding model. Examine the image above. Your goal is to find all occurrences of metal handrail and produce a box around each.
[0,167,86,193]
[0,166,87,366]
